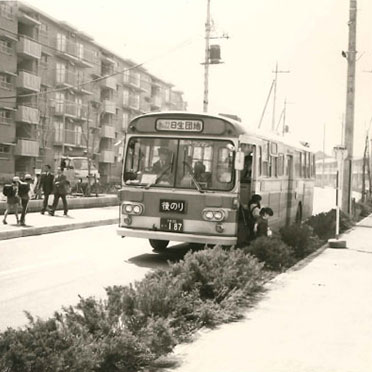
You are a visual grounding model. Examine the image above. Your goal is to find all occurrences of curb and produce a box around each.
[0,218,118,241]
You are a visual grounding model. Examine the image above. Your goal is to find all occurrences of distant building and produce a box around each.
[0,1,187,183]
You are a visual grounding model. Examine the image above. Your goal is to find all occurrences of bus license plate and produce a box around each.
[160,218,183,232]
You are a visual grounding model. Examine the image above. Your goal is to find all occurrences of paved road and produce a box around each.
[0,187,350,331]
[0,226,192,330]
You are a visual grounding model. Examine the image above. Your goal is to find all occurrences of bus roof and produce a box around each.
[130,111,313,153]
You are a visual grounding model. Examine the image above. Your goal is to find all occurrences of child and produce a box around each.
[254,207,274,238]
[2,177,20,225]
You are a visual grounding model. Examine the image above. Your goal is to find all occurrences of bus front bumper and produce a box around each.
[117,227,237,246]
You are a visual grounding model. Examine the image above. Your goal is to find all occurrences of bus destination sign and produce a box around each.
[156,119,203,132]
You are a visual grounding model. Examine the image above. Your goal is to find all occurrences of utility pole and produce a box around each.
[341,0,357,214]
[203,0,211,113]
[271,62,290,132]
[202,0,228,112]
[322,122,326,188]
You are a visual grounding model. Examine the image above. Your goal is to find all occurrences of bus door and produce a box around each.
[286,154,294,225]
[240,144,255,207]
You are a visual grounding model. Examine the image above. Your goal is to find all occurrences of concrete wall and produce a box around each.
[0,194,118,214]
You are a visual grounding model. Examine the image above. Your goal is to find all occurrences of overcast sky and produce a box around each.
[24,0,372,155]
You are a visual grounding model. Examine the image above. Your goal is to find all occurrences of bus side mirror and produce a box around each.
[235,151,245,171]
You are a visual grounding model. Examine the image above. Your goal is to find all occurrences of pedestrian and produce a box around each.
[245,194,262,239]
[33,173,42,200]
[49,167,69,216]
[2,176,20,225]
[39,164,54,214]
[254,207,274,238]
[18,174,33,226]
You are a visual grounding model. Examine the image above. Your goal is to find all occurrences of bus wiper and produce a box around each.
[183,161,204,194]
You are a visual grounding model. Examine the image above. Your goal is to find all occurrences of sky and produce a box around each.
[22,0,372,155]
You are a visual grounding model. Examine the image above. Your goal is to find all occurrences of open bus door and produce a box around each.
[237,143,256,246]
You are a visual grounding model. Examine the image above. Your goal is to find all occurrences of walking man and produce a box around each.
[40,165,54,214]
[18,174,33,226]
[49,167,69,216]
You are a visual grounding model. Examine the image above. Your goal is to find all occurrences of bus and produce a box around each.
[117,112,315,250]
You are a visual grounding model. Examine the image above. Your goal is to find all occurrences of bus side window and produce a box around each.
[262,143,269,177]
[258,146,262,176]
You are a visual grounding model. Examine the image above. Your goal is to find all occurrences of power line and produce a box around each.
[0,27,198,102]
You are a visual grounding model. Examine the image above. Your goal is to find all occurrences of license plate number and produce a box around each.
[160,218,183,232]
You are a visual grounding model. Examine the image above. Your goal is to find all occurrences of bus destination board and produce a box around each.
[156,119,203,132]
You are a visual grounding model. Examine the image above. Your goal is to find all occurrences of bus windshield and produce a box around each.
[124,137,235,191]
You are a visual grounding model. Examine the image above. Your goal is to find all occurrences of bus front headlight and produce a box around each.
[122,203,144,215]
[202,208,226,222]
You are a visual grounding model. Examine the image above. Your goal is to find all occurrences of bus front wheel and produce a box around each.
[149,239,169,251]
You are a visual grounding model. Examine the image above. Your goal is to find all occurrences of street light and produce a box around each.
[328,145,348,248]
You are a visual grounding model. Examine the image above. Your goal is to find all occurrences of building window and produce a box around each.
[165,88,170,102]
[123,69,130,83]
[129,93,140,110]
[0,39,12,55]
[55,92,65,114]
[0,144,10,153]
[39,22,48,39]
[0,109,11,125]
[56,62,66,84]
[0,74,12,90]
[40,53,48,68]
[130,71,140,87]
[123,89,129,106]
[122,112,129,131]
[77,43,84,59]
[75,126,82,145]
[57,33,66,52]
[54,120,64,142]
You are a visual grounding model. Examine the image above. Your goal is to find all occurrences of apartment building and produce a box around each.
[0,1,187,183]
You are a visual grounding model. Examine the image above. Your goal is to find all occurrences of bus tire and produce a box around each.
[295,202,303,224]
[149,239,169,251]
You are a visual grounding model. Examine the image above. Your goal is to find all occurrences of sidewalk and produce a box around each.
[0,206,118,241]
[167,216,372,372]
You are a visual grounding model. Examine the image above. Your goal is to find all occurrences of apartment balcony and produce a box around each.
[65,129,86,148]
[16,71,40,92]
[18,9,41,27]
[102,100,116,114]
[55,38,95,68]
[101,76,116,90]
[17,36,41,59]
[55,70,76,87]
[14,138,39,157]
[15,105,39,124]
[54,100,88,119]
[151,95,162,109]
[100,150,115,163]
[101,124,115,139]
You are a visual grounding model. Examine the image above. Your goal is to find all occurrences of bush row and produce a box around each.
[0,208,355,372]
[0,247,267,372]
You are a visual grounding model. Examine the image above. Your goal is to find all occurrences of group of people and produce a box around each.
[2,165,69,226]
[241,194,274,242]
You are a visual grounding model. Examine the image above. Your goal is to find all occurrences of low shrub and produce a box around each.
[355,200,372,219]
[243,237,295,272]
[280,224,323,259]
[0,246,266,372]
[305,209,354,240]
